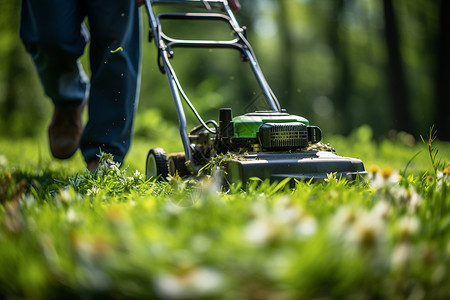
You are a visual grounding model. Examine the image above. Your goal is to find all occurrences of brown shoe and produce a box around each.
[48,99,87,159]
[86,157,100,172]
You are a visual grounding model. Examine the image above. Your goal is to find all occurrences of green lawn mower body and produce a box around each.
[143,0,367,184]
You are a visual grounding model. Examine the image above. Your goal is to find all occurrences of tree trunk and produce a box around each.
[329,0,352,134]
[435,0,450,140]
[277,0,297,111]
[382,0,413,133]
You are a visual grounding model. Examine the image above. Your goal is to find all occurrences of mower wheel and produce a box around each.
[168,152,191,177]
[145,147,169,180]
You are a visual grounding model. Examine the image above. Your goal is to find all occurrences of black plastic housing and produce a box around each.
[219,108,234,138]
[259,122,308,151]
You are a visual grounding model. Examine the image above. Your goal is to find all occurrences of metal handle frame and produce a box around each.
[144,0,281,171]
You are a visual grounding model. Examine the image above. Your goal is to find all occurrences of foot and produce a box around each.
[87,157,100,172]
[48,99,87,159]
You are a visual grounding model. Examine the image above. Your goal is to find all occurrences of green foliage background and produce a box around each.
[0,0,448,142]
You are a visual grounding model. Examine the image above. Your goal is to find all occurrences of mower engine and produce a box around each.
[190,109,320,155]
[183,108,366,185]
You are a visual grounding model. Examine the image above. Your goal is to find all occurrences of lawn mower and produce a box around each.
[143,0,367,184]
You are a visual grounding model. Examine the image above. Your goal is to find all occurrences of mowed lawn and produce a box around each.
[0,130,449,299]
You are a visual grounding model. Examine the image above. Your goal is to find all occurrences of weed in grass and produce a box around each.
[421,126,446,176]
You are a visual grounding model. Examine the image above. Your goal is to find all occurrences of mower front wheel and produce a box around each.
[145,147,169,181]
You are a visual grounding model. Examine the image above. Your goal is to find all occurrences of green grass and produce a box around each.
[0,128,449,299]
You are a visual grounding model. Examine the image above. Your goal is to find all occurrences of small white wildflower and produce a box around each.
[368,165,380,180]
[58,189,73,204]
[87,186,100,196]
[154,267,223,299]
[244,218,273,244]
[408,187,422,212]
[110,164,120,174]
[393,186,421,207]
[436,167,450,190]
[133,170,143,180]
[329,206,359,237]
[250,200,268,218]
[325,172,338,182]
[391,242,410,269]
[371,201,390,220]
[370,166,400,188]
[444,166,450,178]
[66,208,78,223]
[198,173,222,198]
[396,216,420,238]
[0,154,7,167]
[273,196,302,225]
[295,216,317,237]
[347,211,385,246]
[164,202,184,215]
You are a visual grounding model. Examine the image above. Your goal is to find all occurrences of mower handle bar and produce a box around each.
[144,0,281,172]
[156,13,244,54]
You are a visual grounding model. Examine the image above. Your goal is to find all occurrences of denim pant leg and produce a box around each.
[80,1,141,164]
[19,0,89,109]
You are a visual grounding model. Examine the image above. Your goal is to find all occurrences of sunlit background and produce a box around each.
[0,0,447,145]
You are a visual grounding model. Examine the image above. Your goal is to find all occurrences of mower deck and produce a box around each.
[222,151,367,185]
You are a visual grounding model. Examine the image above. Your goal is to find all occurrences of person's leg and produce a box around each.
[20,0,89,159]
[80,0,141,165]
[20,0,89,109]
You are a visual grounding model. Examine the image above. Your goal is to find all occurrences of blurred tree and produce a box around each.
[435,0,450,140]
[276,0,296,111]
[328,0,353,135]
[0,1,49,138]
[0,0,445,140]
[382,0,413,133]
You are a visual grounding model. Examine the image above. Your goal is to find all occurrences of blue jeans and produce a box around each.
[20,0,141,164]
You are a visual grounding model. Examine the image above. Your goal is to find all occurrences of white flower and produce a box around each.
[245,197,317,244]
[244,218,273,244]
[57,189,73,204]
[437,166,450,180]
[295,216,317,237]
[396,216,420,238]
[329,206,359,237]
[154,267,223,299]
[66,208,78,223]
[408,188,422,212]
[371,201,390,220]
[110,164,121,175]
[370,166,400,189]
[347,211,385,246]
[437,166,450,190]
[87,186,100,196]
[0,154,8,167]
[272,196,302,225]
[133,170,143,180]
[391,242,410,269]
